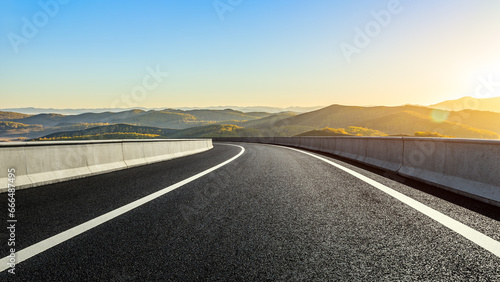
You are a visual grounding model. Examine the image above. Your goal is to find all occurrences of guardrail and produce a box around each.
[214,137,500,207]
[0,139,213,192]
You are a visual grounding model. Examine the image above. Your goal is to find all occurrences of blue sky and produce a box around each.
[1,0,499,109]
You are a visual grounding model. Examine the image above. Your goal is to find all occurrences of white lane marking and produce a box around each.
[0,144,245,272]
[280,145,500,258]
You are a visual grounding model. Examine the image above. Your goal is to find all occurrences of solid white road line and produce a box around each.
[0,144,245,272]
[281,145,500,258]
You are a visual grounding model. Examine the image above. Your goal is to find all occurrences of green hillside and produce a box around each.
[168,124,260,138]
[120,110,200,128]
[36,123,262,140]
[178,109,269,121]
[296,128,351,137]
[0,121,43,131]
[10,113,66,127]
[296,126,386,137]
[38,132,164,140]
[32,124,178,141]
[0,111,32,120]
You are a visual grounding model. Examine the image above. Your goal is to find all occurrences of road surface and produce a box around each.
[1,142,499,280]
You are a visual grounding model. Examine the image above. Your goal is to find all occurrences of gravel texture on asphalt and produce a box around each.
[1,142,499,281]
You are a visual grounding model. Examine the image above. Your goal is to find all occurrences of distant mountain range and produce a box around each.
[0,106,322,115]
[3,109,273,129]
[0,109,295,141]
[430,96,500,113]
[1,97,499,141]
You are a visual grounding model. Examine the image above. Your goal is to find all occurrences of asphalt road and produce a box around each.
[1,142,499,281]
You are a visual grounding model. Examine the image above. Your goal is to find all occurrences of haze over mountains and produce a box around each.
[0,106,322,115]
[430,96,500,113]
[1,97,499,141]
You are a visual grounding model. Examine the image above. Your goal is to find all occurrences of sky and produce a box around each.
[0,0,499,109]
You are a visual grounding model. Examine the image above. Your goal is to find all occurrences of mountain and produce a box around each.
[6,103,500,141]
[4,109,273,129]
[0,111,32,120]
[167,124,260,138]
[296,128,352,137]
[0,108,150,115]
[0,106,321,115]
[1,109,277,141]
[274,104,500,139]
[296,127,386,137]
[0,121,43,131]
[177,106,322,113]
[33,124,178,140]
[10,113,66,127]
[236,112,297,128]
[33,124,258,140]
[430,96,500,113]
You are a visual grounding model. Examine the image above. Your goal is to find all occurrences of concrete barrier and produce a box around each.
[256,137,275,144]
[275,137,300,147]
[299,137,319,150]
[25,141,93,187]
[399,138,500,205]
[214,137,275,144]
[320,137,336,154]
[122,141,147,168]
[87,142,127,174]
[0,139,212,192]
[364,137,403,172]
[335,137,367,162]
[399,138,447,185]
[212,136,500,206]
[0,143,32,189]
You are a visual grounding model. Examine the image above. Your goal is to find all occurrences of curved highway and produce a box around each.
[1,142,499,280]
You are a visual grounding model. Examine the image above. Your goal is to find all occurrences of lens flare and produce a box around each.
[431,109,450,123]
